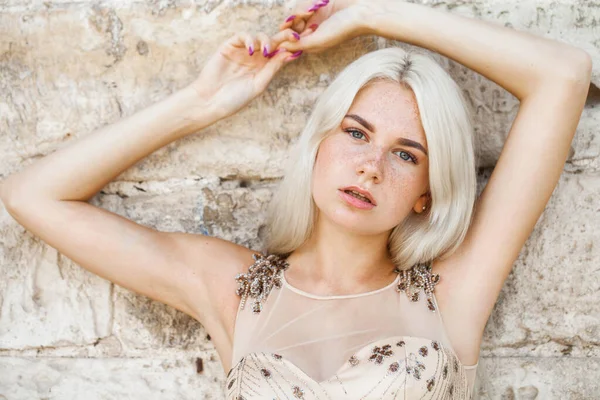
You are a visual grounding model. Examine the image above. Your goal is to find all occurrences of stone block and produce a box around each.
[0,355,226,399]
[473,356,600,399]
[0,208,113,350]
[480,171,600,359]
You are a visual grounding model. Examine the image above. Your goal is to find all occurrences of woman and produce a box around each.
[0,0,591,399]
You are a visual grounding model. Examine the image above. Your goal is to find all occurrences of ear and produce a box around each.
[413,192,430,214]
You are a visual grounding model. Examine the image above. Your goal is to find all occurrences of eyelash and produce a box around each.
[344,128,418,164]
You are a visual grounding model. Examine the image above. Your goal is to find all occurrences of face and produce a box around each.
[311,80,430,235]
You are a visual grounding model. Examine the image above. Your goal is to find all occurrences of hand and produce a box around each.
[275,0,373,54]
[186,29,303,120]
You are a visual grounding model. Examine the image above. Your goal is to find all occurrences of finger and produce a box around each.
[227,31,260,56]
[270,28,309,54]
[307,23,319,32]
[254,49,287,91]
[255,32,273,58]
[278,19,343,54]
[278,14,298,31]
[269,28,302,52]
[300,23,319,37]
[255,48,300,90]
[292,0,330,19]
[279,0,329,31]
[285,50,304,62]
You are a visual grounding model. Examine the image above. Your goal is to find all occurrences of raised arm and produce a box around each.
[1,86,225,320]
[276,0,592,360]
[365,1,592,333]
[0,29,300,350]
[367,1,591,100]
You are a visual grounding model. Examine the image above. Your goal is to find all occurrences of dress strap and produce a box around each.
[234,252,289,314]
[394,262,441,312]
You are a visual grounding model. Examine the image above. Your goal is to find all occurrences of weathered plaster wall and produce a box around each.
[0,0,598,399]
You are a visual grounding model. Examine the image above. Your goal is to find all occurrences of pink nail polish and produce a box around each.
[290,50,303,59]
[292,32,300,40]
[267,48,286,58]
[308,5,319,12]
[285,15,296,22]
[263,45,270,57]
[249,45,254,55]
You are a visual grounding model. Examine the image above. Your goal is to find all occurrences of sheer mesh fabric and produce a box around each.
[229,261,479,399]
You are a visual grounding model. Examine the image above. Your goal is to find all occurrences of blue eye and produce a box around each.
[396,151,418,164]
[344,128,418,164]
[346,128,366,140]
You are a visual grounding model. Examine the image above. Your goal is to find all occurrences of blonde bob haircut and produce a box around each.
[262,47,477,271]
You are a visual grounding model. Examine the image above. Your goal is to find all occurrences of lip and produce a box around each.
[339,186,377,206]
[338,190,376,210]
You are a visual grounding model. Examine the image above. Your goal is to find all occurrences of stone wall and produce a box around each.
[0,0,598,399]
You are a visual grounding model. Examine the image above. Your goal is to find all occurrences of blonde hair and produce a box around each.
[262,47,477,270]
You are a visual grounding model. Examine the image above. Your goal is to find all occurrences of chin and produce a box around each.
[319,205,381,234]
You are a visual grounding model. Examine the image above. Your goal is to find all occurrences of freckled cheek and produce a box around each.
[312,142,339,194]
[380,167,422,215]
[315,139,355,173]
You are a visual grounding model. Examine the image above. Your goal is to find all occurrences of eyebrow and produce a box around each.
[344,114,428,157]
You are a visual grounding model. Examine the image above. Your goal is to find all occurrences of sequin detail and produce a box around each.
[235,253,289,314]
[427,376,436,391]
[226,341,473,399]
[292,385,304,398]
[260,368,271,378]
[406,359,426,380]
[369,344,394,364]
[395,262,440,312]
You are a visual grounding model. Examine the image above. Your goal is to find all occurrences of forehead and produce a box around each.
[347,80,426,145]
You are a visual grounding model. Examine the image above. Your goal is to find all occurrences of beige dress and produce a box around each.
[226,253,479,400]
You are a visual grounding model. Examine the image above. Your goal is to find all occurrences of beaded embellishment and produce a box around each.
[235,253,440,313]
[235,253,290,314]
[395,262,440,312]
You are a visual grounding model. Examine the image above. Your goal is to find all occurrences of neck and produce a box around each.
[284,213,398,296]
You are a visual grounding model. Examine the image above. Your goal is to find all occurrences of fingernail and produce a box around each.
[249,45,254,55]
[267,48,286,58]
[285,15,296,22]
[316,1,328,6]
[309,23,318,31]
[289,50,303,59]
[308,5,319,12]
[263,45,270,57]
[292,32,300,40]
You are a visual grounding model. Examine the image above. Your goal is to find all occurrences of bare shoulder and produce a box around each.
[169,232,258,351]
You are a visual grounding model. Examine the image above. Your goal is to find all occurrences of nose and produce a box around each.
[356,152,384,183]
